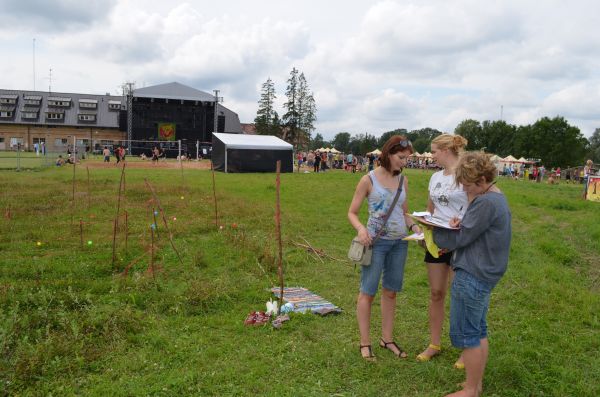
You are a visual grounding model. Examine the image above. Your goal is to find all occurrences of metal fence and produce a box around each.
[0,150,73,171]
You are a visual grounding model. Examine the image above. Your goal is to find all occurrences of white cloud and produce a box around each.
[1,0,600,138]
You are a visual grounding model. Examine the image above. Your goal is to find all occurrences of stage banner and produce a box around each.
[587,176,600,202]
[158,123,176,141]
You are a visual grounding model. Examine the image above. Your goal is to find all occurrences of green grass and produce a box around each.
[0,163,599,396]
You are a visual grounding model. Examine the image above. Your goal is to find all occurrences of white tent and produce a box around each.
[367,149,382,155]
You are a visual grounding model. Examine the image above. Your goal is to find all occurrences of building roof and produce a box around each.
[134,82,216,102]
[213,133,292,150]
[0,89,122,128]
[240,123,257,135]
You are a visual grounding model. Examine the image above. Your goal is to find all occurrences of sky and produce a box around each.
[1,0,600,139]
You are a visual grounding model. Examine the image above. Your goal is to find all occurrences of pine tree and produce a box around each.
[282,69,317,150]
[254,78,278,135]
[282,68,299,144]
[297,73,316,149]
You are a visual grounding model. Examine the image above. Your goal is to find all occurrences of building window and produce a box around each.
[108,101,121,110]
[46,112,65,120]
[79,99,98,109]
[0,96,18,105]
[78,113,97,121]
[0,111,14,118]
[55,138,68,146]
[21,111,39,119]
[47,97,71,107]
[10,137,24,148]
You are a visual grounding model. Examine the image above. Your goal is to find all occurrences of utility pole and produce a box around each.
[33,38,36,90]
[126,82,135,154]
[48,68,52,93]
[213,90,223,133]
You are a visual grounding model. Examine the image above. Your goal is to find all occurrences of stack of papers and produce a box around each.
[409,211,459,230]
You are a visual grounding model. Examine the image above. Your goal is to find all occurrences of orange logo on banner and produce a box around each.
[158,123,176,141]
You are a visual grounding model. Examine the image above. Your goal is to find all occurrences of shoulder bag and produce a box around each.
[348,175,404,266]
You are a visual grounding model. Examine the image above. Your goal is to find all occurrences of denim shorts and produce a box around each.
[449,269,494,348]
[360,239,408,296]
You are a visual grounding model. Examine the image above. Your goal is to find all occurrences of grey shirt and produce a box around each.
[433,192,511,287]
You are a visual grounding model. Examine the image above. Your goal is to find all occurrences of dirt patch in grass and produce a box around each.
[83,160,211,170]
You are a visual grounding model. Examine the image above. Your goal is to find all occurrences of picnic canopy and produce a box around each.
[503,155,518,162]
[329,148,340,153]
[212,133,293,173]
[367,149,381,155]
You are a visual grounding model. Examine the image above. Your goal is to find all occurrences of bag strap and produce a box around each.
[371,175,404,243]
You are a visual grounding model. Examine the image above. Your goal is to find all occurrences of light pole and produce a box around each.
[213,90,223,134]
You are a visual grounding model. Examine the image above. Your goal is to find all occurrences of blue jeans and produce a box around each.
[360,239,408,296]
[449,270,494,348]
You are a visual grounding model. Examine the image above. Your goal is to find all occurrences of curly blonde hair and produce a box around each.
[431,134,468,156]
[455,151,497,184]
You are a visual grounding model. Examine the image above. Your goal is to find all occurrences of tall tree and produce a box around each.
[254,78,279,136]
[586,128,600,163]
[454,119,483,150]
[527,116,587,168]
[310,133,325,151]
[480,120,516,156]
[331,132,351,153]
[297,73,317,149]
[282,68,300,145]
[349,133,378,154]
[282,69,317,150]
[407,128,443,153]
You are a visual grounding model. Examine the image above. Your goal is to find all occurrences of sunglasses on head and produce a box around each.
[392,140,412,149]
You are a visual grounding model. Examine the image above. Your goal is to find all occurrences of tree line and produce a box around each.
[313,118,599,168]
[254,77,599,167]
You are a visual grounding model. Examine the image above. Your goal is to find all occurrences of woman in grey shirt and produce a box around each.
[432,152,511,397]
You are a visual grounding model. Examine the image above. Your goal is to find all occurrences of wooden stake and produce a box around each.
[79,219,83,248]
[125,210,129,255]
[150,226,156,282]
[275,160,284,315]
[86,166,91,210]
[112,162,127,269]
[71,156,76,228]
[144,178,184,265]
[210,160,219,227]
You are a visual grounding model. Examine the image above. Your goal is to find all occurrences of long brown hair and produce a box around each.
[379,135,414,176]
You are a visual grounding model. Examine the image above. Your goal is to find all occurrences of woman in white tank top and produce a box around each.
[416,134,469,369]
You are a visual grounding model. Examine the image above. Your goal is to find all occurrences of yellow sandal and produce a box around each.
[416,343,441,362]
[454,360,465,369]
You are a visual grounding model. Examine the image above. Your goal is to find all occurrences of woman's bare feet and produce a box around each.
[449,381,482,397]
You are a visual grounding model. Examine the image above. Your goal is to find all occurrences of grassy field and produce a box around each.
[0,162,599,396]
